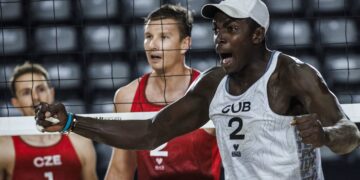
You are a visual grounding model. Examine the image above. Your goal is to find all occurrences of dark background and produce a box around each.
[0,0,359,179]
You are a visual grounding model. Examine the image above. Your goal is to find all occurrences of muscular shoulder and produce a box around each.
[114,78,141,103]
[0,136,14,152]
[68,133,93,151]
[188,67,226,100]
[277,53,326,95]
[68,133,93,145]
[68,134,95,157]
[113,78,141,112]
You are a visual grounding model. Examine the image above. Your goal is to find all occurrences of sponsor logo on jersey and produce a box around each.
[154,157,165,171]
[231,144,241,157]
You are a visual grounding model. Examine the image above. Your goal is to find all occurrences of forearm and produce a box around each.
[324,119,360,154]
[72,116,159,150]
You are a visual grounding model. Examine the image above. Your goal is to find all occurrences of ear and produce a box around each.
[252,27,266,45]
[180,36,191,55]
[11,97,20,108]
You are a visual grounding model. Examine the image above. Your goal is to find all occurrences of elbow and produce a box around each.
[135,127,163,150]
[144,131,164,150]
[141,119,169,150]
[327,124,360,155]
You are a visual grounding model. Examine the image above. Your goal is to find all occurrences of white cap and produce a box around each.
[201,0,270,32]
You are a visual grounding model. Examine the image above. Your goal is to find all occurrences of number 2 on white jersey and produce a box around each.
[228,117,245,140]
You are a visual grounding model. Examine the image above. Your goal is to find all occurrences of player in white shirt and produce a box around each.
[35,0,360,179]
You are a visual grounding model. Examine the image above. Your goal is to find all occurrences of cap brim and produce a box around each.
[201,4,222,19]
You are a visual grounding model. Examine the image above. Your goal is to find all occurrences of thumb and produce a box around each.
[292,113,318,125]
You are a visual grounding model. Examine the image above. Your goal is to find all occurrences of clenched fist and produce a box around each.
[291,114,329,148]
[35,102,68,132]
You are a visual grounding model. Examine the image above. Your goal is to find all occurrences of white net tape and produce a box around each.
[1,104,359,136]
[0,111,218,136]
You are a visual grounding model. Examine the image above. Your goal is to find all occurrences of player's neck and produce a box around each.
[146,66,192,104]
[150,63,191,81]
[231,48,271,80]
[151,65,191,84]
[20,134,62,147]
[227,49,272,95]
[152,61,189,74]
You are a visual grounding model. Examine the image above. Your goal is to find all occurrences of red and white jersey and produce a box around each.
[132,69,221,180]
[11,135,82,180]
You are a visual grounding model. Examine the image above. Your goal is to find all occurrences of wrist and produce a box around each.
[61,112,76,134]
[68,114,78,133]
[322,127,332,146]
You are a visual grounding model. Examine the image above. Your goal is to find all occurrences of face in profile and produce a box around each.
[11,72,54,116]
[143,18,190,73]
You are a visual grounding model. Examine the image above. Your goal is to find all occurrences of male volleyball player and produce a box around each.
[105,4,221,180]
[35,0,360,179]
[0,62,97,180]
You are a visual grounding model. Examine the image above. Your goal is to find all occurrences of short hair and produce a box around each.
[145,4,193,40]
[10,62,51,97]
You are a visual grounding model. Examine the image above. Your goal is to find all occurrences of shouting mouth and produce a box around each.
[220,53,233,66]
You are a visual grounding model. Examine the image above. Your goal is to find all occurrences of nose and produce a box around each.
[31,89,40,104]
[147,38,160,51]
[215,30,226,46]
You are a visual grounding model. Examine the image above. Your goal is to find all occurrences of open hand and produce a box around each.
[35,102,68,132]
[291,114,329,148]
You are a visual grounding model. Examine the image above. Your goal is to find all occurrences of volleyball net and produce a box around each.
[0,0,359,131]
[1,103,360,136]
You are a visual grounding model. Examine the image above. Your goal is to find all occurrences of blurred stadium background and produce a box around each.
[0,0,359,179]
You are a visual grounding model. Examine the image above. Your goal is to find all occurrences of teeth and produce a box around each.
[222,57,232,64]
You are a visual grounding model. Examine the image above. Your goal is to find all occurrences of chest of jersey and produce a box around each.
[131,70,221,180]
[11,136,82,180]
[209,51,323,180]
[136,129,221,180]
[209,73,298,166]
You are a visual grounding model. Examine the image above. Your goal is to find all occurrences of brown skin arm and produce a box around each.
[35,67,226,150]
[284,57,360,154]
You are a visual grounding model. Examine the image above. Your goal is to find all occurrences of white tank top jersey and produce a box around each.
[209,51,324,180]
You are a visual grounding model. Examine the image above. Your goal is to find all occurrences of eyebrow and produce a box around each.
[145,31,172,36]
[18,83,46,91]
[213,18,239,28]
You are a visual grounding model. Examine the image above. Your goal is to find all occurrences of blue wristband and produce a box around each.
[61,112,73,133]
